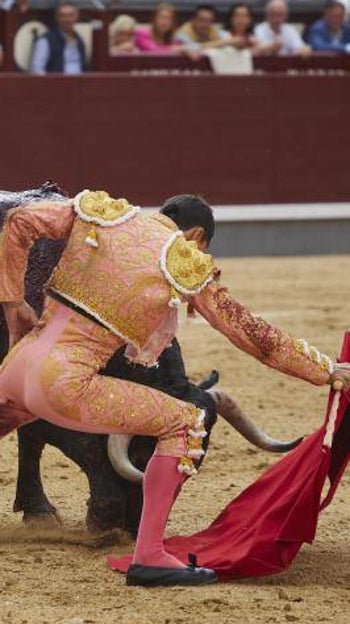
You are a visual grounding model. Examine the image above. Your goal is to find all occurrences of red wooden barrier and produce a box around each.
[0,73,349,205]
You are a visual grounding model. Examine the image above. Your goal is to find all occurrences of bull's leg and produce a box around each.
[14,425,58,521]
[18,421,128,533]
[14,421,128,532]
[81,436,129,533]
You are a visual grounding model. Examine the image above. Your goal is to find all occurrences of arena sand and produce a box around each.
[0,256,349,624]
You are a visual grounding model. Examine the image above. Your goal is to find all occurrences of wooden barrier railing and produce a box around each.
[100,53,350,74]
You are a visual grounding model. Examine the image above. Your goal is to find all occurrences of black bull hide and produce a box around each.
[0,183,217,535]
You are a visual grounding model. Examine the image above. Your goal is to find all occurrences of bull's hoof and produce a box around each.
[86,493,127,534]
[23,510,62,529]
[13,493,57,516]
[86,507,123,534]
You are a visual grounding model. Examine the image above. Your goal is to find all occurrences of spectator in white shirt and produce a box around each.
[255,0,311,56]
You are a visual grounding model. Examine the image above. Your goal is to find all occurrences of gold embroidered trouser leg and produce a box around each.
[0,301,206,475]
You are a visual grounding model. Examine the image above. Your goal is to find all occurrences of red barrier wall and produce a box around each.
[1,73,349,205]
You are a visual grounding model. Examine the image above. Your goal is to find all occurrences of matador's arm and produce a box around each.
[191,280,332,386]
[0,201,74,303]
[0,201,74,345]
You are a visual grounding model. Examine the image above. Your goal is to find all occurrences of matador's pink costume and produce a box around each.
[0,191,334,585]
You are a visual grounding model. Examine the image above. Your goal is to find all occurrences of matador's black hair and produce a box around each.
[160,194,215,243]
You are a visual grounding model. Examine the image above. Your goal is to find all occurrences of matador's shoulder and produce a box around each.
[73,189,140,247]
[73,190,140,227]
[160,232,215,297]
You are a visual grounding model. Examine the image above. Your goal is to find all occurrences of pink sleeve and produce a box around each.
[191,281,332,386]
[0,201,74,303]
[135,27,174,53]
[135,28,153,52]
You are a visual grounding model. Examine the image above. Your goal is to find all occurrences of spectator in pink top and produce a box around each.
[135,2,181,53]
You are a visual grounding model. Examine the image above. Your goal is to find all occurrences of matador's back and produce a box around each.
[46,190,214,365]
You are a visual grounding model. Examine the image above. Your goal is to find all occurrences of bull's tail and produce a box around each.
[0,395,36,439]
[0,396,16,438]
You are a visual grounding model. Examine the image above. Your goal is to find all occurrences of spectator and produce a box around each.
[177,4,228,49]
[226,4,254,40]
[203,3,254,51]
[30,1,87,74]
[110,14,137,55]
[223,4,272,54]
[255,0,311,56]
[307,1,350,53]
[135,2,180,53]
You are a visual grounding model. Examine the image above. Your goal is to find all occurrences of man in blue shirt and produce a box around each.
[30,1,87,74]
[308,0,350,53]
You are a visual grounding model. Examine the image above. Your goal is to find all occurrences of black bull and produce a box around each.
[0,183,217,534]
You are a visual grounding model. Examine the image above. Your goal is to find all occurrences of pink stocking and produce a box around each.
[132,455,187,568]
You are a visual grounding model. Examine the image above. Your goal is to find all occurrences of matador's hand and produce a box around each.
[330,363,350,391]
[2,301,38,348]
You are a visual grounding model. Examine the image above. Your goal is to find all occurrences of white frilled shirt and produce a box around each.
[255,21,305,55]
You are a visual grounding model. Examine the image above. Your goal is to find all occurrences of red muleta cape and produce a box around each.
[108,332,350,580]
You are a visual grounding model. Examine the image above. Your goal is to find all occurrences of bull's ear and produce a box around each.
[197,370,219,390]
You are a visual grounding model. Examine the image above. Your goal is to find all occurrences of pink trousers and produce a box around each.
[0,300,205,466]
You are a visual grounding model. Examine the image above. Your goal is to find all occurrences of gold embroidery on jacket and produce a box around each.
[166,237,214,293]
[79,191,133,224]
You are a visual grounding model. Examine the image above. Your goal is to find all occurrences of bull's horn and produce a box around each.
[107,434,144,484]
[209,388,302,453]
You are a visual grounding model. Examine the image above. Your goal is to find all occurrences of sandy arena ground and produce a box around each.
[0,255,349,624]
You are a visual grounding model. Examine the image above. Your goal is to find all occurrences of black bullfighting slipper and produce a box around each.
[126,554,218,587]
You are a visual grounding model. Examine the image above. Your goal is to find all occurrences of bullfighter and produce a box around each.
[0,184,298,535]
[0,189,348,586]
